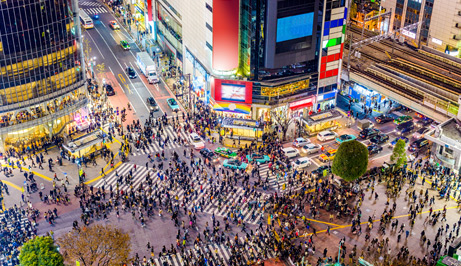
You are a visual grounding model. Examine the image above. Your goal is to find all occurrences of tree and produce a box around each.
[332,140,369,182]
[57,224,131,266]
[19,236,64,266]
[390,139,407,169]
[270,107,294,141]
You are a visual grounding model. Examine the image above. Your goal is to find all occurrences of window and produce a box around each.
[206,3,212,12]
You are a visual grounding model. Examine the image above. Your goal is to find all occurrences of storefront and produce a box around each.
[185,48,210,103]
[348,83,383,108]
[133,0,146,31]
[289,96,316,117]
[220,117,264,140]
[301,109,343,136]
[62,130,105,160]
[316,91,337,111]
[155,1,182,68]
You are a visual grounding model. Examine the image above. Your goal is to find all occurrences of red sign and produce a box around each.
[212,0,240,71]
[213,79,252,105]
[289,97,315,109]
[147,0,152,21]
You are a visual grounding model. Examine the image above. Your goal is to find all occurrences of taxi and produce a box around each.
[319,149,337,162]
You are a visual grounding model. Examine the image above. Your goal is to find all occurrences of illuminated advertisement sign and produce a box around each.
[289,96,315,109]
[401,29,416,39]
[212,0,240,71]
[276,13,314,43]
[213,79,252,105]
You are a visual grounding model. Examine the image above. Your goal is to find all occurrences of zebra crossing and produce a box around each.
[258,164,308,191]
[93,163,266,225]
[130,125,191,156]
[81,6,108,15]
[79,1,102,7]
[151,238,276,266]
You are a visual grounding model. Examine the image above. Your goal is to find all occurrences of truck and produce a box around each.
[136,52,159,84]
[357,119,374,131]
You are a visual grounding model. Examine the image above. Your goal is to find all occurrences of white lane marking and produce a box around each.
[84,31,105,59]
[92,26,150,111]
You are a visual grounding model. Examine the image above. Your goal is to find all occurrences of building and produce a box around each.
[382,0,461,57]
[146,0,348,135]
[0,0,87,153]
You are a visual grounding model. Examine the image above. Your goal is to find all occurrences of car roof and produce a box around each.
[295,137,305,141]
[282,147,296,151]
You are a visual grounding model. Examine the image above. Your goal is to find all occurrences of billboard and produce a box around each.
[276,13,314,43]
[212,0,240,71]
[213,79,252,105]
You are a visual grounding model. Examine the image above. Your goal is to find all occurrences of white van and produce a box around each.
[317,130,338,142]
[282,147,299,158]
[292,157,311,170]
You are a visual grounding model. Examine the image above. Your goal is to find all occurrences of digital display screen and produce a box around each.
[276,13,314,43]
[221,83,246,102]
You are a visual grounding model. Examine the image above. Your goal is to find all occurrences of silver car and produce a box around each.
[302,144,322,154]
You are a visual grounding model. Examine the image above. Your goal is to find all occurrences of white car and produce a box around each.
[412,127,430,139]
[282,147,299,158]
[317,130,338,142]
[292,157,311,170]
[292,137,310,147]
[302,144,322,154]
[189,133,205,150]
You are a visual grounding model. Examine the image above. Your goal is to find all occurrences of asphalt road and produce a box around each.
[80,0,180,121]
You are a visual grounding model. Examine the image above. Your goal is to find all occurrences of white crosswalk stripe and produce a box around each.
[79,1,101,7]
[257,164,309,191]
[131,125,190,156]
[92,163,266,225]
[81,6,108,14]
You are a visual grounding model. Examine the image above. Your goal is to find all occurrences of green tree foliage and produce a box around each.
[390,139,407,169]
[332,140,369,182]
[19,236,64,266]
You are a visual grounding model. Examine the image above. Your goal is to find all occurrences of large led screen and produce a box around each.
[221,84,246,102]
[276,12,314,43]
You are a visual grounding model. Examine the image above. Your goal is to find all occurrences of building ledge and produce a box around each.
[0,98,88,135]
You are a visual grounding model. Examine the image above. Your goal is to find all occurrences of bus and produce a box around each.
[79,8,94,29]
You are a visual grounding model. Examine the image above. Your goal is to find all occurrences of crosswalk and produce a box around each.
[81,7,108,15]
[151,238,276,266]
[130,125,191,156]
[257,164,309,191]
[0,212,33,266]
[93,163,267,225]
[79,1,101,7]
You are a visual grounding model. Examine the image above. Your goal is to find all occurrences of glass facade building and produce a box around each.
[0,0,87,153]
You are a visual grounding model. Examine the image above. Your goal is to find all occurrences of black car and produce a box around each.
[370,134,389,145]
[375,115,394,124]
[105,84,115,96]
[409,138,430,152]
[126,67,137,79]
[359,128,380,139]
[311,165,331,176]
[415,118,433,128]
[146,97,159,111]
[368,144,383,155]
[199,148,219,163]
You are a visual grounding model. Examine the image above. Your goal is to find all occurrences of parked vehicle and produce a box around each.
[105,84,115,96]
[136,52,159,84]
[282,147,299,158]
[317,130,338,141]
[395,121,414,135]
[292,137,310,147]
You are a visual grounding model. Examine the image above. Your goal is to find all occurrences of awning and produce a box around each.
[289,97,315,110]
[213,102,251,114]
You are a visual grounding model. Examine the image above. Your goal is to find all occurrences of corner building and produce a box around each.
[0,0,87,153]
[149,0,347,136]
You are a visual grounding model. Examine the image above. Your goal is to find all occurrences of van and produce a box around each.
[395,121,414,135]
[282,147,299,158]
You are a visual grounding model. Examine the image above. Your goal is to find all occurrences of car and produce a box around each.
[292,137,310,147]
[105,84,115,96]
[413,127,430,139]
[109,20,120,30]
[199,148,219,163]
[214,147,237,158]
[167,98,180,112]
[394,115,413,125]
[146,97,159,111]
[302,144,322,154]
[335,134,356,144]
[319,149,337,162]
[246,153,270,164]
[223,159,248,170]
[415,118,433,128]
[395,121,415,135]
[126,66,137,79]
[370,134,389,145]
[389,136,409,148]
[317,130,338,141]
[359,128,380,139]
[282,147,299,158]
[311,165,331,176]
[375,115,394,124]
[408,138,430,152]
[189,133,205,150]
[368,144,383,155]
[291,157,311,170]
[120,40,130,50]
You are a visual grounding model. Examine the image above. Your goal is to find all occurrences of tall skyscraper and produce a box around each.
[0,0,87,152]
